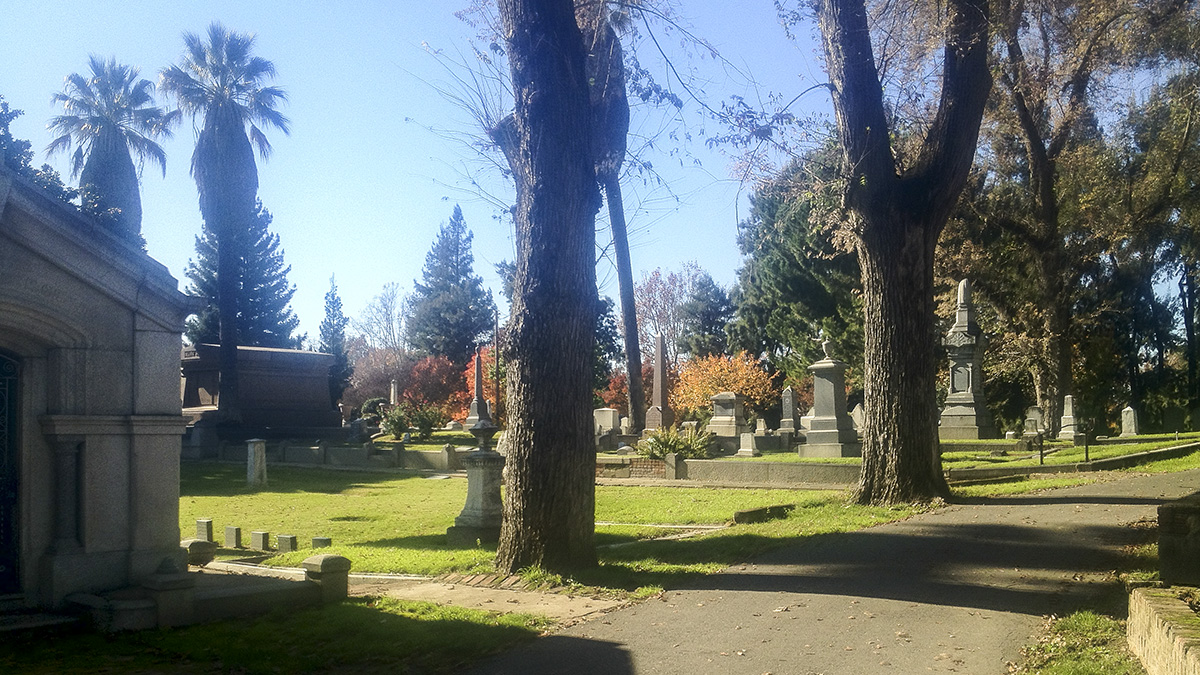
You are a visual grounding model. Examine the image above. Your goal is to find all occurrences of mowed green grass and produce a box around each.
[0,597,552,674]
[179,462,841,575]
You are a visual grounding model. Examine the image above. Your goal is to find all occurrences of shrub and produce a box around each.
[402,403,449,441]
[638,426,714,459]
[361,397,388,423]
[381,407,408,438]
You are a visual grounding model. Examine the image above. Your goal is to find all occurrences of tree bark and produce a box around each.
[816,0,990,503]
[605,178,646,432]
[494,0,601,572]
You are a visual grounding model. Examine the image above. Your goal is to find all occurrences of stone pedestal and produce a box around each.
[1058,395,1078,440]
[939,280,996,440]
[705,392,746,452]
[447,449,505,545]
[802,343,860,457]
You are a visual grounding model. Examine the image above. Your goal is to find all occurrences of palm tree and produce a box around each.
[160,23,289,422]
[46,55,175,237]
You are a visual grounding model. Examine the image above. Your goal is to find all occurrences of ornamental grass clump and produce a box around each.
[638,426,715,459]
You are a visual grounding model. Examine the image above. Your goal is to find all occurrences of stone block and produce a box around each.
[736,432,760,457]
[304,554,352,603]
[277,535,298,553]
[181,539,217,565]
[250,531,271,551]
[225,526,242,548]
[195,519,213,542]
[312,537,332,549]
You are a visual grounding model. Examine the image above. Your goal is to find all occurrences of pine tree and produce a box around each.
[185,201,301,348]
[677,273,734,358]
[405,205,497,367]
[319,275,353,404]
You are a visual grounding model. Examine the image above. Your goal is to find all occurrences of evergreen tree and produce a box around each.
[320,275,354,404]
[677,273,734,358]
[185,201,301,348]
[405,205,497,366]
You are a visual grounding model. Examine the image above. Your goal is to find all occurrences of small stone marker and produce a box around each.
[196,519,213,542]
[277,535,298,553]
[250,531,270,551]
[225,526,242,548]
[737,432,760,457]
[755,418,768,434]
[312,537,332,549]
[1024,407,1044,436]
[246,438,267,486]
[1005,431,1017,440]
[1121,405,1140,437]
[850,403,865,431]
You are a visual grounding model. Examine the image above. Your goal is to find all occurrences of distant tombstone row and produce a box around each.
[190,518,332,555]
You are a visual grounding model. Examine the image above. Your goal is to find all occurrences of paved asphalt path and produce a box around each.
[467,469,1200,675]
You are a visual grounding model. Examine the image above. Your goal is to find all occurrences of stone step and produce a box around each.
[0,610,81,634]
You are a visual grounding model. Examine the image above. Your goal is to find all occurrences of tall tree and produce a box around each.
[320,276,354,405]
[677,272,734,358]
[46,55,175,239]
[577,2,647,433]
[814,0,991,503]
[160,23,289,422]
[184,201,301,348]
[405,205,497,367]
[492,0,601,572]
[355,282,407,354]
[634,264,704,366]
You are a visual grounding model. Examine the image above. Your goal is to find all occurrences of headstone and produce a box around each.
[401,432,412,443]
[620,417,632,435]
[250,530,270,551]
[801,340,860,457]
[939,280,997,439]
[277,535,298,553]
[594,408,621,435]
[755,418,768,434]
[645,333,675,430]
[705,392,746,439]
[681,420,698,433]
[1058,395,1078,440]
[195,519,213,543]
[1024,407,1044,436]
[225,526,242,548]
[442,443,461,471]
[389,379,399,406]
[737,432,760,457]
[1121,405,1140,437]
[312,537,332,549]
[464,348,491,428]
[1005,431,1017,440]
[246,439,267,486]
[850,403,865,431]
[443,420,464,431]
[780,386,799,432]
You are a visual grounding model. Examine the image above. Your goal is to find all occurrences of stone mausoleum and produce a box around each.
[0,163,195,612]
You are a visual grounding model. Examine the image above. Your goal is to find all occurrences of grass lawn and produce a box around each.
[0,597,552,674]
[179,461,923,591]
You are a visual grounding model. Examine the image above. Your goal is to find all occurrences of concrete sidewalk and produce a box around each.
[467,469,1199,674]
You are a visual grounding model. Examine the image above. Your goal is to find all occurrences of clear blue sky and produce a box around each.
[1,1,829,340]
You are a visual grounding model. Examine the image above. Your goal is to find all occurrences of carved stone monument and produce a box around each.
[780,386,799,432]
[1058,395,1079,440]
[447,408,504,545]
[939,280,997,439]
[706,392,746,438]
[463,348,491,428]
[737,432,760,457]
[1121,405,1140,437]
[802,340,860,457]
[645,333,675,430]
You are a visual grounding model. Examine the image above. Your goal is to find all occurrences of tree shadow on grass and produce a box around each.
[181,461,441,497]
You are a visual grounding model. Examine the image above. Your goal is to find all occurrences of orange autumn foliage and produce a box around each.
[671,352,778,417]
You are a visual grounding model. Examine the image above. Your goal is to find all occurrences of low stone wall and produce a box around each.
[595,456,667,479]
[1128,587,1200,675]
[944,442,1200,483]
[677,459,860,485]
[183,440,473,473]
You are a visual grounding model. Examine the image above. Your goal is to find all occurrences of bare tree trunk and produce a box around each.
[816,0,990,504]
[604,177,646,432]
[1183,263,1198,416]
[494,0,601,573]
